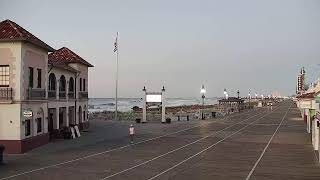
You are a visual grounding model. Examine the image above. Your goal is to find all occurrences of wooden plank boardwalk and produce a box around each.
[1,100,319,180]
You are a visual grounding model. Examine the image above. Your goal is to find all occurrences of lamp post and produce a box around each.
[161,86,166,123]
[224,88,228,99]
[200,85,206,120]
[237,90,240,112]
[248,91,251,109]
[142,86,147,123]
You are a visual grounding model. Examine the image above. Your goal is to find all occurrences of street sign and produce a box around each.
[299,101,312,109]
[23,110,33,118]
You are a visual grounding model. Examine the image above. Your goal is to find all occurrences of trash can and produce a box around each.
[136,118,141,123]
[0,144,5,164]
[212,112,216,118]
[166,118,171,124]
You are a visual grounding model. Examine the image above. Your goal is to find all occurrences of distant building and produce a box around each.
[0,19,93,153]
[296,67,306,95]
[218,97,244,112]
[271,91,281,98]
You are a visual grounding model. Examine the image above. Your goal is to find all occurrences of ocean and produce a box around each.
[89,98,219,112]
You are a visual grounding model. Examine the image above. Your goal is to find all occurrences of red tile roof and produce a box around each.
[48,47,94,67]
[49,63,79,73]
[296,92,315,99]
[0,19,54,51]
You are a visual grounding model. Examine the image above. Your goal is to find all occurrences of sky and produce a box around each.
[1,0,320,98]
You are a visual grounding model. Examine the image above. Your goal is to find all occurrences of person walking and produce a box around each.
[129,124,135,144]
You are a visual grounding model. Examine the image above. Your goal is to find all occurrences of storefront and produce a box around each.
[297,93,316,134]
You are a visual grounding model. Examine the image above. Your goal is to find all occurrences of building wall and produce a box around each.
[0,42,50,153]
[21,42,48,100]
[1,42,91,153]
[21,103,48,139]
[69,63,88,95]
[0,104,21,140]
[68,63,89,128]
[0,42,22,141]
[0,42,22,100]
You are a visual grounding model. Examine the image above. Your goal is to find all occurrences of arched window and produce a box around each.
[69,77,74,92]
[59,75,66,92]
[48,73,56,91]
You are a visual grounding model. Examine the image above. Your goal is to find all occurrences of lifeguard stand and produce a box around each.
[142,86,166,123]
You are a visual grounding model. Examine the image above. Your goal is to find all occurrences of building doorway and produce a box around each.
[59,107,67,127]
[69,106,75,126]
[78,106,82,124]
[48,108,56,133]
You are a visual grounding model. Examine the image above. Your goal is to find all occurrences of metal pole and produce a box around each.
[115,32,119,121]
[202,95,205,120]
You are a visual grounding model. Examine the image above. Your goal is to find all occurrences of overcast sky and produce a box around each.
[1,0,320,98]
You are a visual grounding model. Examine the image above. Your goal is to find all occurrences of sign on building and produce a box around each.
[23,110,33,118]
[299,101,312,109]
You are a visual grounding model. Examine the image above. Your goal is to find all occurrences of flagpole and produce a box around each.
[115,32,119,121]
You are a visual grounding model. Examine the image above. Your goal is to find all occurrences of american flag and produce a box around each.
[114,32,118,52]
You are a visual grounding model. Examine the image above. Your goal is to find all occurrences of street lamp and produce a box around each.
[248,91,251,109]
[237,90,240,112]
[224,88,228,99]
[200,85,206,120]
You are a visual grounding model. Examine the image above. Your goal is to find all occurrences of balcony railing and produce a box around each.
[79,92,88,99]
[48,90,56,99]
[59,91,66,99]
[68,92,75,99]
[0,87,13,101]
[27,88,45,100]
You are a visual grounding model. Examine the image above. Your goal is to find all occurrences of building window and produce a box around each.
[0,65,10,87]
[83,79,86,91]
[79,78,82,91]
[36,118,42,133]
[25,119,31,136]
[29,67,34,88]
[69,77,74,92]
[37,69,41,88]
[83,110,86,121]
[48,73,56,90]
[59,75,66,92]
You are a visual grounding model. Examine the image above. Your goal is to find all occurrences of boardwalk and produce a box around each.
[1,100,319,180]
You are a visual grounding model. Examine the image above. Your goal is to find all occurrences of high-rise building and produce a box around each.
[296,67,306,95]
